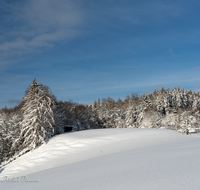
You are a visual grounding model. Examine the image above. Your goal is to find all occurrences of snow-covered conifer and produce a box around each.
[182,89,188,107]
[97,98,101,108]
[14,79,55,152]
[92,100,97,110]
[53,102,67,134]
[0,111,21,163]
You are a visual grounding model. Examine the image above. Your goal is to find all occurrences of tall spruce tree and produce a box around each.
[14,79,55,152]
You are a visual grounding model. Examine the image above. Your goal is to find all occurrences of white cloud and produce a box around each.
[0,0,84,69]
[169,48,173,53]
[103,1,183,25]
[192,66,200,70]
[0,75,27,83]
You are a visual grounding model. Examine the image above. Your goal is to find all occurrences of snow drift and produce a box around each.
[1,128,200,190]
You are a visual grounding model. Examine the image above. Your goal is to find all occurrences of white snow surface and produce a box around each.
[1,128,200,190]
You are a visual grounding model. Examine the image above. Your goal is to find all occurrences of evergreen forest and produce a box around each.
[1,79,200,167]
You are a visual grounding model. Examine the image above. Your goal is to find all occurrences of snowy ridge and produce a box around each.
[1,128,200,190]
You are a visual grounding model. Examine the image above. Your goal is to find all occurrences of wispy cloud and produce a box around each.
[169,48,173,53]
[0,0,84,70]
[55,66,200,101]
[97,1,183,25]
[193,66,200,70]
[0,75,27,83]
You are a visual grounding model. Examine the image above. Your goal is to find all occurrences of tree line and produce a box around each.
[1,79,200,167]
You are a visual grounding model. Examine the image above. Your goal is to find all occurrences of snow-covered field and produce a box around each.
[1,128,200,190]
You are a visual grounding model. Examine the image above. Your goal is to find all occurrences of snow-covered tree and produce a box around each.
[53,102,67,134]
[92,100,97,110]
[97,98,101,108]
[0,110,21,164]
[14,79,55,152]
[142,93,152,108]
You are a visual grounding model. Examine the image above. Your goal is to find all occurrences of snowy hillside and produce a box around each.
[2,83,200,165]
[1,128,200,190]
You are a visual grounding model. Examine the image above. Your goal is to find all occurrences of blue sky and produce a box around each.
[1,0,200,108]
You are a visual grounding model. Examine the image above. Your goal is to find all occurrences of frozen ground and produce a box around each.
[0,128,200,190]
